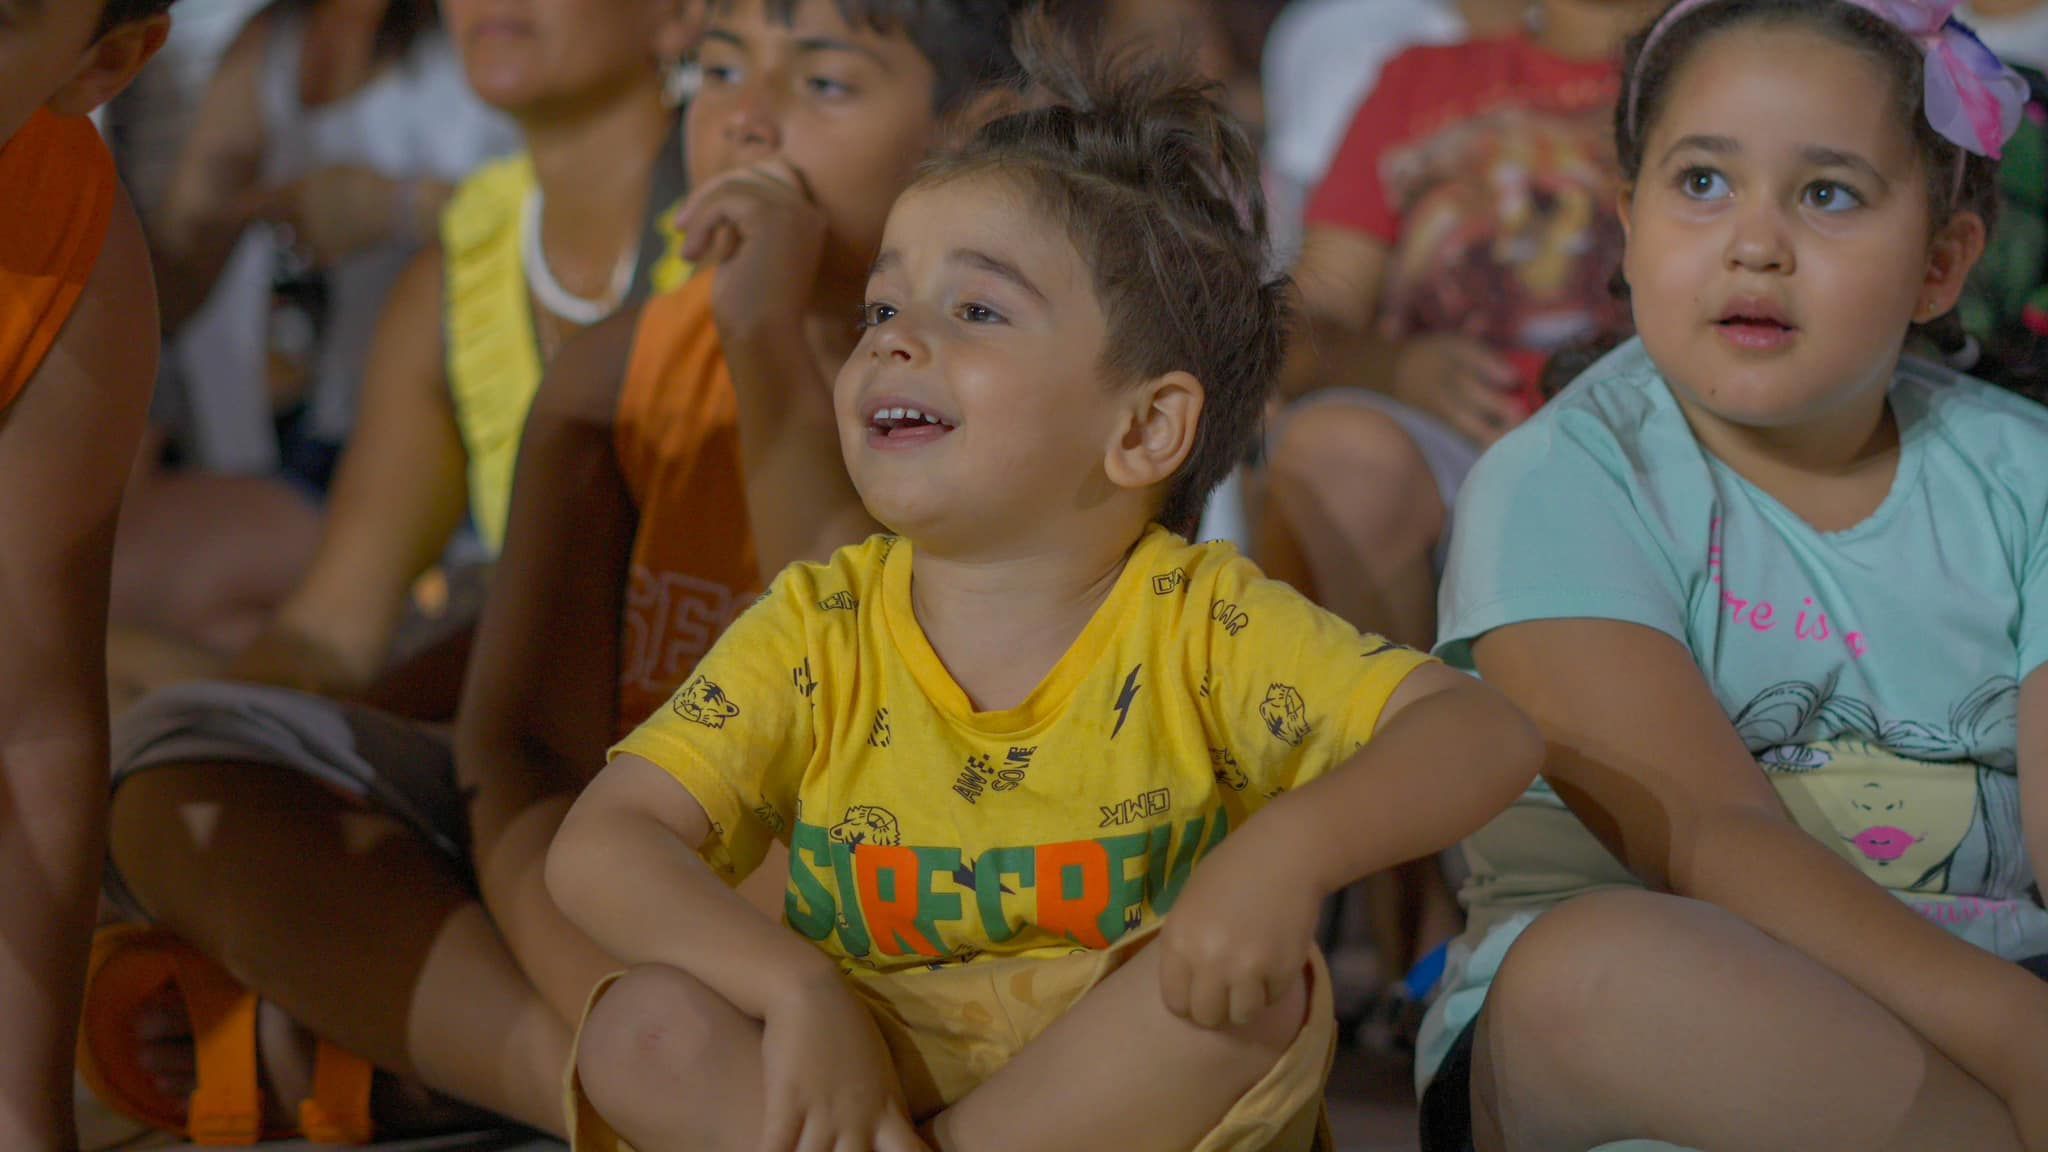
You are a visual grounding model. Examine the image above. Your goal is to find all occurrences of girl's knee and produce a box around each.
[1269,405,1443,541]
[1484,892,1716,1081]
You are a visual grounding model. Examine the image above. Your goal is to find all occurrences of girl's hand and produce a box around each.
[1157,822,1324,1030]
[758,974,929,1152]
[1388,332,1525,447]
[674,157,830,346]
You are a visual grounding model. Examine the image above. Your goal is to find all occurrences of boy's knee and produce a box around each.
[1270,403,1442,534]
[577,965,730,1118]
[107,763,243,909]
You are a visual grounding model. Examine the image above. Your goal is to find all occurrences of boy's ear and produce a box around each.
[1104,370,1203,494]
[1616,183,1635,242]
[1916,209,1988,324]
[46,14,170,119]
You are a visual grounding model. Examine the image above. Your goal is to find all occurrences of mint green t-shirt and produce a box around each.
[1416,338,2048,1089]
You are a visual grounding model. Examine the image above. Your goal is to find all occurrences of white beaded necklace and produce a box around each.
[521,190,634,326]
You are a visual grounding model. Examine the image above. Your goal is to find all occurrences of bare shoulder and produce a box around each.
[44,182,158,420]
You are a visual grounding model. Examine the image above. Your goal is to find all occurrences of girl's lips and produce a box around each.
[1715,318,1797,353]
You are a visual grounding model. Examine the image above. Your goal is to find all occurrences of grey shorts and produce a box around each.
[106,681,474,919]
[1276,389,1482,573]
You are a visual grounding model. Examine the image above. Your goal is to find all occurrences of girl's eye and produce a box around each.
[806,76,853,98]
[700,63,740,87]
[959,303,1002,324]
[1804,181,1863,213]
[1678,167,1731,201]
[858,302,896,330]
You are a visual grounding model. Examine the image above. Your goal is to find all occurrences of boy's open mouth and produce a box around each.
[867,405,957,446]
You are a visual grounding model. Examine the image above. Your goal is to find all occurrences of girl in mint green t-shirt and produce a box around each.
[1414,2,2048,1150]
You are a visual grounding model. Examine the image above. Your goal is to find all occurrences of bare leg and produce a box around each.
[924,943,1309,1152]
[109,465,321,655]
[575,946,1309,1152]
[0,739,106,1150]
[1259,402,1445,651]
[1472,889,2023,1152]
[108,762,589,1134]
[573,964,767,1151]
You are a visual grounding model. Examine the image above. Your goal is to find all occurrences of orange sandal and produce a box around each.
[77,924,375,1146]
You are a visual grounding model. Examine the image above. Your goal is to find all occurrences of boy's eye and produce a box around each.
[1803,181,1863,213]
[958,303,1002,324]
[1678,167,1731,201]
[700,63,740,87]
[858,302,897,329]
[805,75,854,98]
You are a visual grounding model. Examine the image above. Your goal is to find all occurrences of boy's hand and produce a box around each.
[675,158,829,344]
[1157,819,1325,1030]
[759,974,929,1152]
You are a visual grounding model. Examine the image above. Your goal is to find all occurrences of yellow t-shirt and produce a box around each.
[612,526,1434,973]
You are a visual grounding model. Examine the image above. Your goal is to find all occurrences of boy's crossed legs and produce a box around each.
[578,939,1325,1152]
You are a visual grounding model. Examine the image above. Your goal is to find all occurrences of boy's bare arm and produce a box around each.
[549,753,927,1150]
[0,188,157,1149]
[1253,662,1542,890]
[548,754,838,1016]
[677,159,880,573]
[724,332,878,572]
[453,310,641,1022]
[1161,661,1541,1028]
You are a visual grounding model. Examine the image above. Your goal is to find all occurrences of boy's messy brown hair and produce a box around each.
[914,11,1289,536]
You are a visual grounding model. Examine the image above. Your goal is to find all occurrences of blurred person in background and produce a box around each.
[0,0,173,1144]
[1254,0,1661,1014]
[108,0,518,670]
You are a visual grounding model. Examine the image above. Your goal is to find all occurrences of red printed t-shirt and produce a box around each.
[1306,37,1630,365]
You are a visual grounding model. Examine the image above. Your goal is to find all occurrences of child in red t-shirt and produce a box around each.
[1254,0,1659,994]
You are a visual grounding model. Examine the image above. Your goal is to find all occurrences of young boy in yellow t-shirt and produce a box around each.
[548,23,1544,1152]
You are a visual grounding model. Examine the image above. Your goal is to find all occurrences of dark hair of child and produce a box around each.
[711,0,1029,111]
[913,11,1290,536]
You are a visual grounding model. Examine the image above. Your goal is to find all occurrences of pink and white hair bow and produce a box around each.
[1629,0,2028,159]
